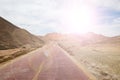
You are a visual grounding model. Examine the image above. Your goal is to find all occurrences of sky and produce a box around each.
[0,0,120,36]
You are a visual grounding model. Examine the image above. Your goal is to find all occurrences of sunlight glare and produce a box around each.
[61,4,97,34]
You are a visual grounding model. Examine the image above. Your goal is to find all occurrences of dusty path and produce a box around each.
[0,43,94,80]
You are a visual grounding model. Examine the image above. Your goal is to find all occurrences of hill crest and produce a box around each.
[0,17,44,50]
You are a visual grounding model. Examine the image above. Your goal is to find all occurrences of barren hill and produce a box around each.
[43,32,109,46]
[0,17,44,50]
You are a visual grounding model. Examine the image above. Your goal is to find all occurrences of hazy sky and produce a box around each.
[0,0,120,36]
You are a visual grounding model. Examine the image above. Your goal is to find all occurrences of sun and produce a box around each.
[61,4,97,34]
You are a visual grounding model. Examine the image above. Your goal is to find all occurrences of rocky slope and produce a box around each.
[0,17,44,50]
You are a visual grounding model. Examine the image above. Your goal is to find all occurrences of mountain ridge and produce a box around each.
[0,17,44,50]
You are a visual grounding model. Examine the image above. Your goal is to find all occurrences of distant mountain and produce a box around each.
[0,17,44,50]
[43,32,109,46]
[98,35,120,45]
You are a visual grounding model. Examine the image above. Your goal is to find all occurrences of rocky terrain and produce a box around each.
[0,17,44,50]
[0,17,44,64]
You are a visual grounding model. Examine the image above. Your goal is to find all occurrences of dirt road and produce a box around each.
[0,44,94,80]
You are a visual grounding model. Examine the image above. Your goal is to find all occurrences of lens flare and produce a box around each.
[60,3,98,34]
